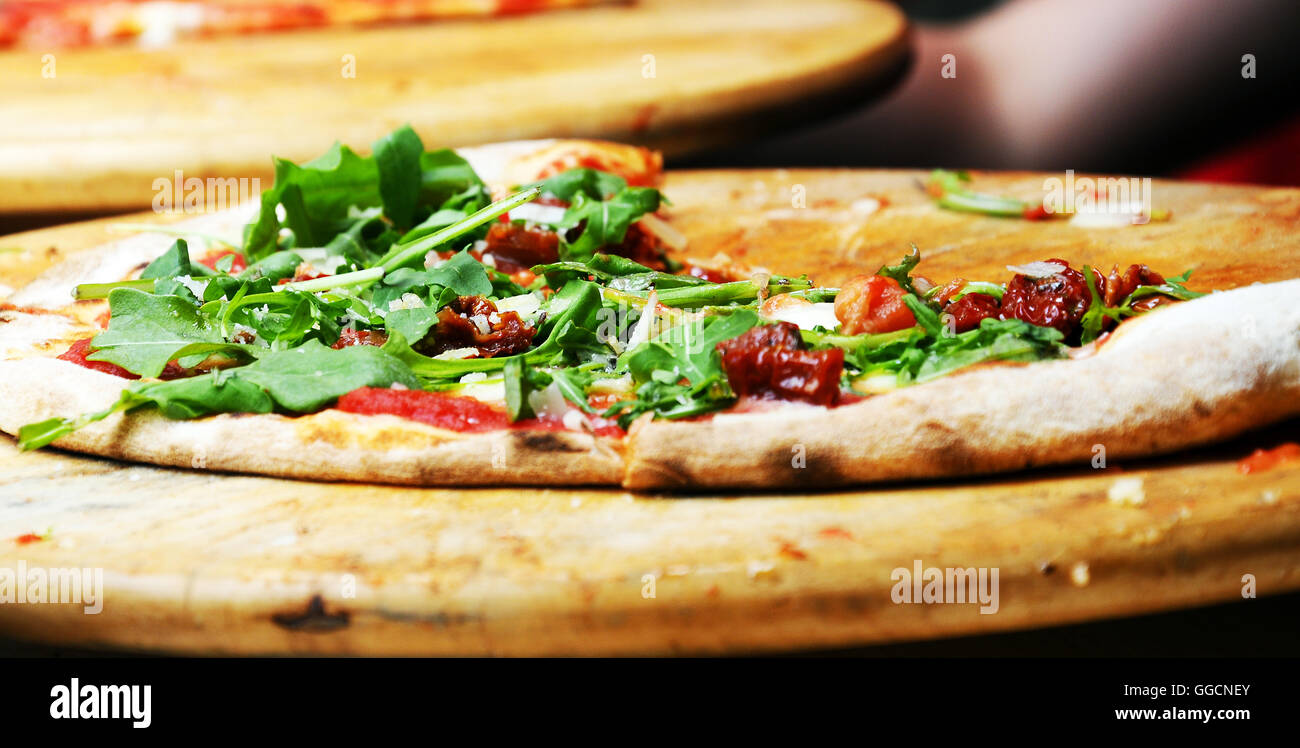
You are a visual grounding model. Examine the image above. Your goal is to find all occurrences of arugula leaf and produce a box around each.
[502,357,557,422]
[244,142,382,259]
[1127,269,1206,303]
[235,339,417,411]
[89,288,249,377]
[384,306,440,346]
[654,276,811,308]
[18,340,418,451]
[420,148,487,208]
[902,294,942,337]
[911,318,1065,382]
[606,310,760,425]
[382,280,604,379]
[372,251,492,311]
[425,250,494,296]
[374,125,425,229]
[926,169,1030,218]
[556,187,663,261]
[530,168,628,202]
[533,253,707,291]
[238,250,303,284]
[141,239,209,280]
[876,245,922,294]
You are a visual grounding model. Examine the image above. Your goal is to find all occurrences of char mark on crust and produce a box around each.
[513,430,589,454]
[270,595,350,632]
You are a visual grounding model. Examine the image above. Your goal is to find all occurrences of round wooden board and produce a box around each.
[1,169,1299,655]
[0,0,909,215]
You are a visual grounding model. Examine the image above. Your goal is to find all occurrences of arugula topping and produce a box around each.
[1079,267,1206,344]
[925,170,1031,218]
[18,341,417,451]
[875,245,921,294]
[525,168,666,262]
[604,310,761,426]
[89,288,253,377]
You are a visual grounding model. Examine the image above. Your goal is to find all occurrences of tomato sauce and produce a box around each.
[199,249,247,274]
[335,387,624,437]
[1237,443,1300,475]
[58,337,190,379]
[58,338,138,379]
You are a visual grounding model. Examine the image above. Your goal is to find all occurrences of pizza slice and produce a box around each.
[0,0,621,49]
[1,128,1297,489]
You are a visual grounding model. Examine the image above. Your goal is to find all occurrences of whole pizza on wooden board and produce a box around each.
[0,132,1297,489]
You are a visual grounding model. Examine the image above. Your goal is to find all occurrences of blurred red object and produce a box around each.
[1180,117,1300,187]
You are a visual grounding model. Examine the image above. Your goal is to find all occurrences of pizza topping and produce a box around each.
[18,128,1213,450]
[482,222,560,272]
[58,337,195,380]
[337,387,509,433]
[1237,443,1300,475]
[198,249,247,274]
[332,329,388,349]
[1102,264,1165,307]
[924,169,1173,223]
[943,292,1001,333]
[1000,259,1093,335]
[834,275,917,335]
[58,337,142,380]
[420,295,536,358]
[716,322,844,406]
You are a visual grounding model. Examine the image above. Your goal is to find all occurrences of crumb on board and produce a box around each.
[1108,477,1146,507]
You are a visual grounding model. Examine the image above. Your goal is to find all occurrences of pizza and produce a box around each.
[0,0,618,49]
[1,129,1298,489]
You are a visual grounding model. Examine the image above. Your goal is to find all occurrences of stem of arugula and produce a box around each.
[72,279,156,300]
[376,186,541,274]
[282,267,384,292]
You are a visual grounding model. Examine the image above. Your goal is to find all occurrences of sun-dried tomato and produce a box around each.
[716,321,843,406]
[1103,264,1165,307]
[944,292,1001,333]
[604,223,666,270]
[1000,259,1094,335]
[420,296,535,358]
[482,222,560,273]
[332,329,389,349]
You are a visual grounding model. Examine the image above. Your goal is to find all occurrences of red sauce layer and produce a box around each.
[199,249,247,274]
[58,337,191,380]
[335,387,624,437]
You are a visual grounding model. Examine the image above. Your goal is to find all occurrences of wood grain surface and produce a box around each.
[0,0,909,214]
[1,169,1298,655]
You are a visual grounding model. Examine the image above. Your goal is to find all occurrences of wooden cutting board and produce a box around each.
[1,170,1299,655]
[0,0,908,215]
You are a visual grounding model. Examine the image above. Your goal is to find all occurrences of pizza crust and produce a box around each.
[624,280,1300,488]
[0,357,625,486]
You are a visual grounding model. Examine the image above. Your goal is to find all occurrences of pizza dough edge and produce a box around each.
[622,279,1300,489]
